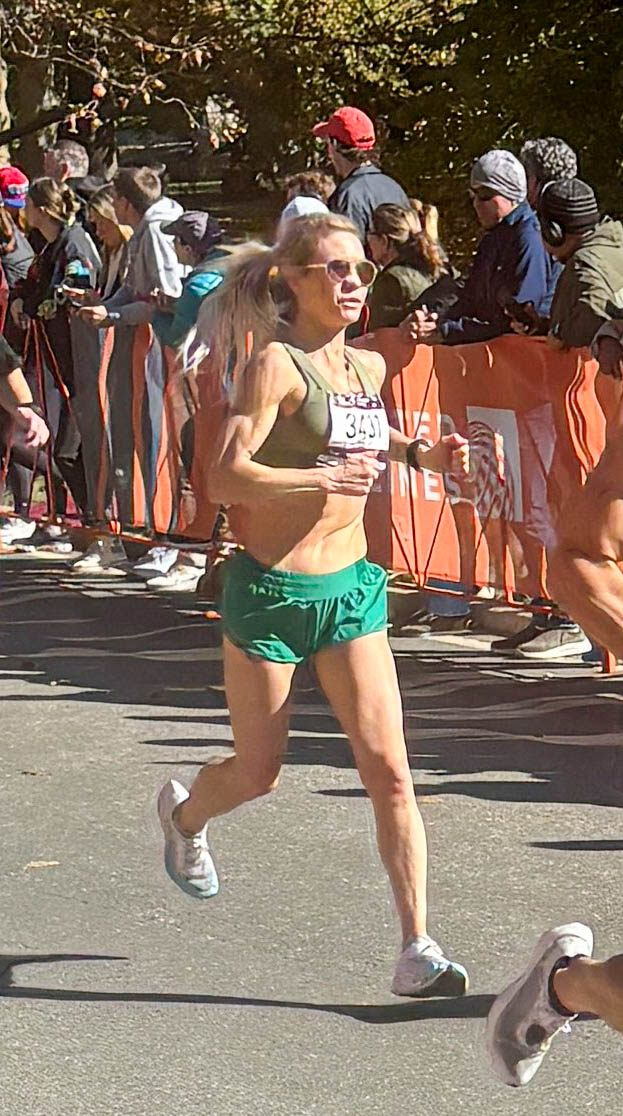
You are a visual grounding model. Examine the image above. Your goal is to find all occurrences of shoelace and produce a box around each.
[183,830,207,867]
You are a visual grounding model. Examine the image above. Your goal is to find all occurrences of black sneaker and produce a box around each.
[494,618,546,652]
[495,616,591,660]
[513,625,592,660]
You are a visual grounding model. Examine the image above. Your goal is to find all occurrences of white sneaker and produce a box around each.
[146,561,202,592]
[486,922,594,1087]
[0,516,37,544]
[392,935,469,998]
[70,536,127,575]
[132,546,179,580]
[157,779,219,900]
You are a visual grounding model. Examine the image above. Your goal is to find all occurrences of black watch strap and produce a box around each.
[406,439,429,472]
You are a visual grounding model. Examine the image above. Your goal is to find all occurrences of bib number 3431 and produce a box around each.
[328,393,390,452]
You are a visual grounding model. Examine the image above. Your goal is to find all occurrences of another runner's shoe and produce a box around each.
[392,935,469,998]
[486,922,594,1087]
[157,779,219,900]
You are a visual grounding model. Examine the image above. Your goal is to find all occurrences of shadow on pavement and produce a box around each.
[529,839,623,852]
[2,557,623,806]
[0,952,494,1022]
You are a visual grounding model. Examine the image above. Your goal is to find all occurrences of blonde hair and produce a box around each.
[28,177,79,225]
[371,202,444,280]
[410,198,440,243]
[88,184,133,242]
[198,213,359,377]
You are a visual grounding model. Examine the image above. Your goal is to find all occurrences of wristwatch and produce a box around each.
[405,439,430,472]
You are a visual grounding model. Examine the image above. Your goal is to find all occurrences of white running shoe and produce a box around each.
[146,561,202,592]
[132,546,179,580]
[0,516,37,544]
[157,779,219,900]
[392,935,469,998]
[70,536,127,575]
[486,922,594,1087]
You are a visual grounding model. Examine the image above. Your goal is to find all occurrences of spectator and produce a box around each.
[279,195,329,228]
[87,184,132,298]
[366,203,459,330]
[0,168,34,292]
[79,166,184,328]
[43,139,90,191]
[75,167,185,575]
[520,137,578,208]
[537,178,623,350]
[9,178,100,537]
[312,107,410,243]
[0,204,34,291]
[0,165,29,213]
[410,150,558,346]
[150,210,228,348]
[284,170,335,204]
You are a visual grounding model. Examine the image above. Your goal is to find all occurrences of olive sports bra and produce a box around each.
[253,342,389,469]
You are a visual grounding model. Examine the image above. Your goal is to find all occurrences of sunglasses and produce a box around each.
[302,259,378,287]
[468,186,498,202]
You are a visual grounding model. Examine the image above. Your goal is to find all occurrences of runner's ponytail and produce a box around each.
[198,213,358,382]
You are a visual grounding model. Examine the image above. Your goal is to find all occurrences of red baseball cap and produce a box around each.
[0,166,29,209]
[312,107,376,150]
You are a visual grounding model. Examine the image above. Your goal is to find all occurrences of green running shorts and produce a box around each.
[220,551,388,664]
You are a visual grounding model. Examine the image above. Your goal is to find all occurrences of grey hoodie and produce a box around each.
[549,218,623,349]
[103,196,185,326]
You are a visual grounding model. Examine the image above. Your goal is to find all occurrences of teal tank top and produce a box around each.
[253,342,382,469]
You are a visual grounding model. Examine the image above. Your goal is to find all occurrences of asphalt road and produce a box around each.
[1,554,622,1116]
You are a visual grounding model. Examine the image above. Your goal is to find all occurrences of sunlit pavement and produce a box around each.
[2,554,622,1116]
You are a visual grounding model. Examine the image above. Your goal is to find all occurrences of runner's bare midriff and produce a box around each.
[229,489,369,572]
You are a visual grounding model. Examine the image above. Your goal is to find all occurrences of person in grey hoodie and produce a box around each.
[76,167,186,553]
[79,166,184,328]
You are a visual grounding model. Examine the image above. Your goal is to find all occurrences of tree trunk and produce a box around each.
[0,48,11,166]
[13,60,59,176]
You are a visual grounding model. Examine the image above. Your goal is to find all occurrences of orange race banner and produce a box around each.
[361,331,606,596]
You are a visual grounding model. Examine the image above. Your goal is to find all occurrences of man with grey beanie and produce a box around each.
[410,149,558,346]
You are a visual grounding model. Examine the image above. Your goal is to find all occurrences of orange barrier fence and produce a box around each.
[2,320,608,608]
[362,332,606,598]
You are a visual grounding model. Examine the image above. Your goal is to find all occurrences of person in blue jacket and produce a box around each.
[151,210,229,348]
[410,150,559,346]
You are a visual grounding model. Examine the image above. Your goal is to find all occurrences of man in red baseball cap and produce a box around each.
[312,105,409,243]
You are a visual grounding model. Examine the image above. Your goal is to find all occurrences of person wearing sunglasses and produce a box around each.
[156,212,471,1001]
[406,149,558,347]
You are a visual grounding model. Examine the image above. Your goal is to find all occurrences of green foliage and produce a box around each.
[1,1,622,257]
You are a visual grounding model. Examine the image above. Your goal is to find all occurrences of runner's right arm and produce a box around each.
[209,343,383,504]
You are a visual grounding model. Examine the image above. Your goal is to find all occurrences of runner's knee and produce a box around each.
[356,750,413,802]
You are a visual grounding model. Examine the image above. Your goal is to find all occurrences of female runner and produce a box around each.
[158,214,469,998]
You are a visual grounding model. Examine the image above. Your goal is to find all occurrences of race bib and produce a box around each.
[328,393,390,452]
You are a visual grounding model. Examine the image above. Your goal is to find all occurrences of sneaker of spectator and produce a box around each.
[131,546,180,581]
[407,149,558,346]
[145,557,204,593]
[493,613,592,660]
[17,521,73,554]
[0,515,37,545]
[520,137,578,209]
[70,535,128,575]
[313,107,410,243]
